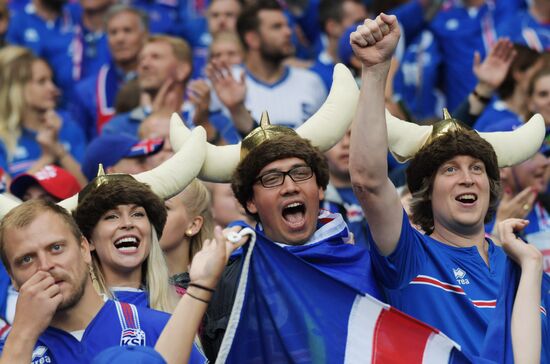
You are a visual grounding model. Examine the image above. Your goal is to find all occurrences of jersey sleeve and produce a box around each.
[368,210,428,289]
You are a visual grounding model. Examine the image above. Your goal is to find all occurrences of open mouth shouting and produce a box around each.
[455,193,478,205]
[282,201,307,229]
[114,235,141,254]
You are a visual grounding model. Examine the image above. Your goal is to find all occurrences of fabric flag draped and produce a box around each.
[215,224,471,364]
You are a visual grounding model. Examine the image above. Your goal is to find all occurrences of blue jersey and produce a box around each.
[321,185,369,248]
[0,300,206,363]
[498,10,550,52]
[71,63,135,141]
[0,111,86,177]
[428,1,517,110]
[309,52,335,92]
[369,211,507,356]
[129,0,182,36]
[6,3,78,106]
[393,29,445,121]
[113,289,149,308]
[473,99,519,131]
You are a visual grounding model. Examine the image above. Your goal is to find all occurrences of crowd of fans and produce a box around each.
[0,0,547,363]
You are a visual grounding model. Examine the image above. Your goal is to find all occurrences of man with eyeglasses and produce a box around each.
[199,129,383,361]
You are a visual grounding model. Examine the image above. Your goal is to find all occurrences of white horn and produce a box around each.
[170,114,240,182]
[58,126,207,212]
[0,194,22,219]
[134,125,206,198]
[296,63,359,150]
[385,109,433,163]
[478,113,546,167]
[170,63,360,182]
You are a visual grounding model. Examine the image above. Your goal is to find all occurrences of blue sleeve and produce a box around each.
[390,0,426,46]
[5,13,24,45]
[368,210,427,289]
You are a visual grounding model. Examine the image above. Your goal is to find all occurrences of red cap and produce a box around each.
[10,165,81,201]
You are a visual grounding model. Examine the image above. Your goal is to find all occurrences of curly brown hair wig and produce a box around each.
[73,176,167,240]
[231,135,329,219]
[406,130,501,234]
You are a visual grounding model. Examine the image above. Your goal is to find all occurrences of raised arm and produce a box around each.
[497,219,543,364]
[349,14,404,256]
[154,226,248,364]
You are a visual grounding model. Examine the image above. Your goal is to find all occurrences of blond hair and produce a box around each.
[0,47,39,156]
[179,179,215,260]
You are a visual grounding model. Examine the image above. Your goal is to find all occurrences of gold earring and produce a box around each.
[186,229,193,236]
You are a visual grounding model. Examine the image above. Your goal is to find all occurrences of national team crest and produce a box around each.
[115,301,147,347]
[120,328,147,346]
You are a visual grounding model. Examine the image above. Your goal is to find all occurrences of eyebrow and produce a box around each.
[259,163,308,175]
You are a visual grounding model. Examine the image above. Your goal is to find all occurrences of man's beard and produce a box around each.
[57,266,88,311]
[259,43,293,64]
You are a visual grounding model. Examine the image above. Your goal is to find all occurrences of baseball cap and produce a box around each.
[10,165,81,201]
[82,134,164,181]
[92,346,166,364]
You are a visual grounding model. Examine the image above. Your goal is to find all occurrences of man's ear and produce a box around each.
[244,31,260,50]
[318,187,325,201]
[246,198,258,214]
[175,62,191,82]
[81,237,93,265]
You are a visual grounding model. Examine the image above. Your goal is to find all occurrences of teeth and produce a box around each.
[117,246,138,252]
[286,202,302,208]
[457,194,476,202]
[115,237,137,244]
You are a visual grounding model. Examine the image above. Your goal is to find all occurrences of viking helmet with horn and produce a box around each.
[169,63,360,182]
[0,126,208,221]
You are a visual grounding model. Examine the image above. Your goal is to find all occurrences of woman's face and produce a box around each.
[160,193,192,252]
[90,204,152,277]
[530,74,550,125]
[24,60,58,112]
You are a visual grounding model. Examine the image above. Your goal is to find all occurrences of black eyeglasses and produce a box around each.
[255,165,314,188]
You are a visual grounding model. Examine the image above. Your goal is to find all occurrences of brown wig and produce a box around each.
[406,130,501,234]
[73,176,167,240]
[231,135,329,219]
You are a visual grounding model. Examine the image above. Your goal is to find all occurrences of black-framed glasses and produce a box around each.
[255,165,314,188]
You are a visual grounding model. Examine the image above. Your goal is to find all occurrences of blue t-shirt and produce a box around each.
[113,289,149,308]
[393,29,445,121]
[369,211,506,356]
[0,111,86,177]
[6,3,77,107]
[473,99,519,131]
[498,10,550,51]
[321,185,369,248]
[428,1,517,110]
[0,300,206,363]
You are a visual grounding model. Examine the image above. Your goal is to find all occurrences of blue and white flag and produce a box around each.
[217,213,468,364]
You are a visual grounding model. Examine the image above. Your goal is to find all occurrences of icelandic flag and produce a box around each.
[216,214,470,364]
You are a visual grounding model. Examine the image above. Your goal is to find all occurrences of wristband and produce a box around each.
[188,282,215,293]
[473,89,491,104]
